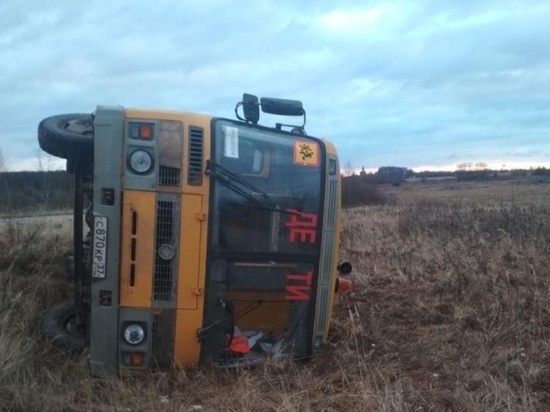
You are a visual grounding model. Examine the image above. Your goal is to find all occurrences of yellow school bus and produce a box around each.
[38,94,352,374]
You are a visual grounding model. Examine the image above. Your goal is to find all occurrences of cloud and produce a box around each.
[0,0,549,171]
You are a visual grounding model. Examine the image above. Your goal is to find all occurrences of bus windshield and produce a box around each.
[202,119,326,365]
[210,120,324,255]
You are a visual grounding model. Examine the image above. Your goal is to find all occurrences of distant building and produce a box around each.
[376,166,414,183]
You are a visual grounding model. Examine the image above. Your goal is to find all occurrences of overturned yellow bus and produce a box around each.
[38,94,352,374]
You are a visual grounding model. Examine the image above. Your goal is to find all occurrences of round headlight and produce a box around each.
[124,324,145,345]
[129,149,153,174]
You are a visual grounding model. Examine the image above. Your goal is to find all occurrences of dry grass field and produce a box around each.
[1,179,549,411]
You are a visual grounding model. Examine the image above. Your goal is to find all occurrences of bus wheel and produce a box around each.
[42,300,87,354]
[38,113,93,160]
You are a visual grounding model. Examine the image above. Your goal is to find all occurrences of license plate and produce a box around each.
[92,216,108,278]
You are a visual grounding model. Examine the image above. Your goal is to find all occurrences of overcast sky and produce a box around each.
[1,0,549,172]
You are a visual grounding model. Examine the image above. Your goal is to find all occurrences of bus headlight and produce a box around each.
[123,324,145,345]
[128,149,154,174]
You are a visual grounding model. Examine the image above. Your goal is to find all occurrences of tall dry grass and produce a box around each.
[1,180,550,411]
[340,181,550,411]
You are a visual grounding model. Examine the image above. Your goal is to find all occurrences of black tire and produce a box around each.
[42,300,87,354]
[38,113,94,160]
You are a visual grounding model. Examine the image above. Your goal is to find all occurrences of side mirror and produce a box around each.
[260,97,304,116]
[242,93,259,124]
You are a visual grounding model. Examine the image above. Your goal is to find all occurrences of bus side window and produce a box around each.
[241,148,270,178]
[252,149,263,173]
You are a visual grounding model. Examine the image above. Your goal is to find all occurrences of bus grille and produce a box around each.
[153,197,179,302]
[151,309,175,368]
[327,179,338,227]
[159,166,181,186]
[188,126,204,186]
[316,287,330,334]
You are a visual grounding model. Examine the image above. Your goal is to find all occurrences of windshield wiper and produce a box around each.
[205,160,271,208]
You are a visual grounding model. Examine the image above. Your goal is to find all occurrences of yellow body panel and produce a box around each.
[172,113,211,365]
[121,110,213,366]
[173,309,204,366]
[172,192,208,364]
[119,190,156,307]
[177,194,203,310]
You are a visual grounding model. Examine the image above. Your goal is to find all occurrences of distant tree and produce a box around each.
[35,150,57,172]
[457,162,489,172]
[341,175,388,207]
[0,171,73,213]
[0,148,6,172]
[457,162,472,171]
[343,161,355,177]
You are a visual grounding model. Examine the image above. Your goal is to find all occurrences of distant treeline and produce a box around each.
[0,171,73,214]
[358,166,550,183]
[532,167,550,176]
[2,167,547,214]
[0,170,386,213]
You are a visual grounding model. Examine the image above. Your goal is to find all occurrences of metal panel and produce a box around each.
[90,106,124,376]
[313,155,339,345]
[118,307,152,369]
[158,120,183,187]
[124,121,157,191]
